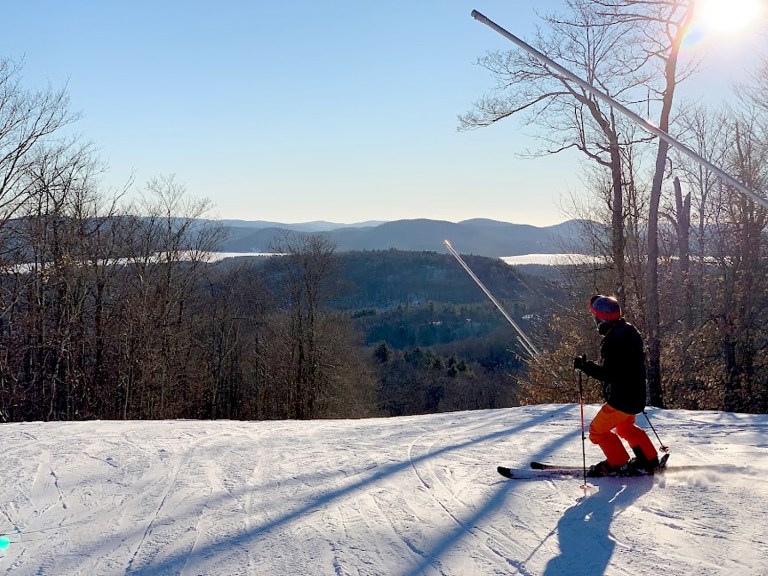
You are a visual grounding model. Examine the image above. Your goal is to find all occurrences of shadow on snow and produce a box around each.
[125,405,575,575]
[544,475,655,576]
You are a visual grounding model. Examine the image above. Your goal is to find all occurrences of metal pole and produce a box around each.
[444,240,540,358]
[643,410,670,453]
[578,368,588,487]
[470,10,768,210]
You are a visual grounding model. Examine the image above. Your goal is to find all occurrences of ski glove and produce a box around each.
[573,354,587,371]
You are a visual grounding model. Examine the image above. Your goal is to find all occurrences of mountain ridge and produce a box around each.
[216,218,597,258]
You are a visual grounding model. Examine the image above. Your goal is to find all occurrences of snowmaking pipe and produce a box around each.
[443,239,539,358]
[470,10,768,211]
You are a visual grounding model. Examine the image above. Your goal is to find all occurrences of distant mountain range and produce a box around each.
[216,219,388,232]
[213,218,597,258]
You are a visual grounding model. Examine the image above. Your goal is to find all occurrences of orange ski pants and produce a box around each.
[589,404,657,467]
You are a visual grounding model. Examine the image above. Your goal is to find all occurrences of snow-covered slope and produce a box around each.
[1,405,765,575]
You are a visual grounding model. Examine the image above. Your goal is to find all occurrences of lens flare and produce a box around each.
[0,536,10,550]
[695,0,762,34]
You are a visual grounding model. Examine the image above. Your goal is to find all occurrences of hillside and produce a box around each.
[330,249,562,311]
[1,405,764,575]
[217,218,595,257]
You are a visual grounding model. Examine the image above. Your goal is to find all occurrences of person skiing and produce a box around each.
[573,295,660,477]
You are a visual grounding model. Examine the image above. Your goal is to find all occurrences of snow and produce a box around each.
[1,404,766,575]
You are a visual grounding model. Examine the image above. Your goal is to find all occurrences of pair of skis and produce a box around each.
[498,453,669,480]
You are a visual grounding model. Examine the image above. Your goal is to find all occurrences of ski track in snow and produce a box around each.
[0,405,767,575]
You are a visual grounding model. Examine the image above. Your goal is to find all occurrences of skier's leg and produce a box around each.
[615,416,658,460]
[589,404,630,467]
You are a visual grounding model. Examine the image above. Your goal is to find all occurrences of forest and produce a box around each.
[1,0,768,422]
[0,216,553,422]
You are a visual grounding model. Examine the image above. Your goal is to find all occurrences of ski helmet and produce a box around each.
[589,295,621,321]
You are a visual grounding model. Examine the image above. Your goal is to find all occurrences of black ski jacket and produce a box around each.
[580,318,647,414]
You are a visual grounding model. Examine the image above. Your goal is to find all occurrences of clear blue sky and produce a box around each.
[2,1,764,226]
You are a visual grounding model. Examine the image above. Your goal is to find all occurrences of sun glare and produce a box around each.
[695,0,763,34]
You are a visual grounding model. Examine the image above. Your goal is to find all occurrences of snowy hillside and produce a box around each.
[1,405,765,575]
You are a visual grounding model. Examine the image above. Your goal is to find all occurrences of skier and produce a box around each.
[573,295,660,477]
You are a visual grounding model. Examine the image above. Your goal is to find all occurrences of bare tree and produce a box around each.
[461,0,663,298]
[193,259,273,419]
[266,232,338,418]
[712,112,768,411]
[661,105,728,406]
[596,0,697,407]
[465,0,700,406]
[0,59,77,227]
[0,137,124,420]
[116,175,221,418]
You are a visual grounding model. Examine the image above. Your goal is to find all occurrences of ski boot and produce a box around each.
[627,446,660,475]
[587,459,618,477]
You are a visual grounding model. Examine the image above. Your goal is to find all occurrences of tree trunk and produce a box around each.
[673,177,693,402]
[646,138,668,408]
[645,4,695,408]
[609,132,626,299]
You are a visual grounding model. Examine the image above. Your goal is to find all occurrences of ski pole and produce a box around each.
[643,410,669,453]
[577,362,587,487]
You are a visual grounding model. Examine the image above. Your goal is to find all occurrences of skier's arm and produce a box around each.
[582,339,624,383]
[580,359,607,382]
